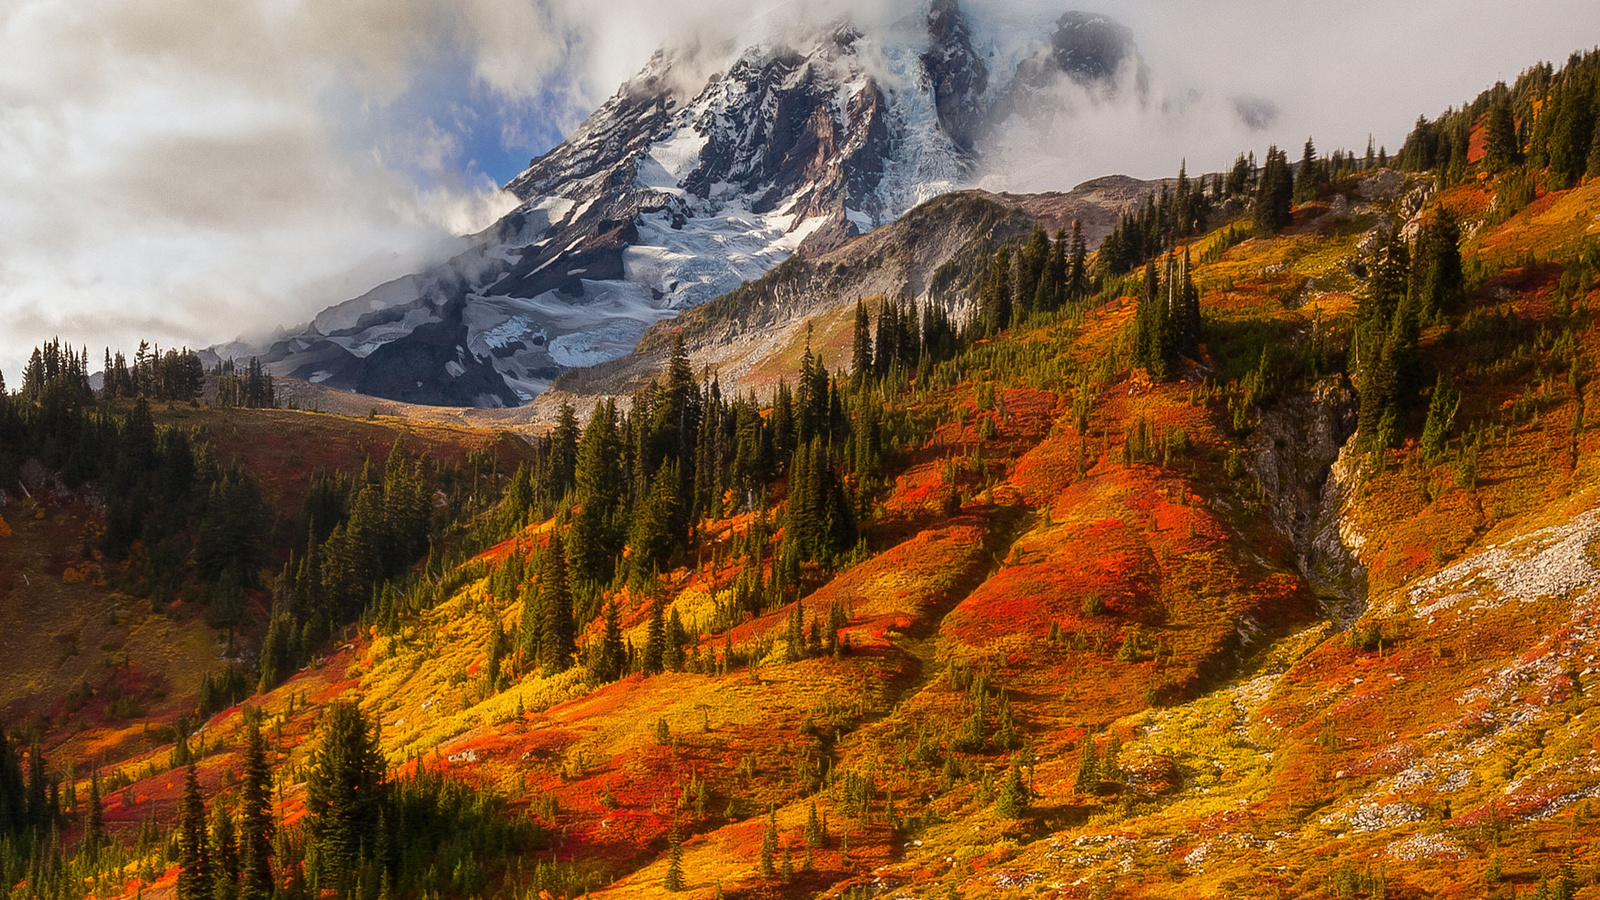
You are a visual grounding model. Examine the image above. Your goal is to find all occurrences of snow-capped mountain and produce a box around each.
[239,1,1144,407]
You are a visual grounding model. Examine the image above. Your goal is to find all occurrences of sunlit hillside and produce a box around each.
[4,48,1600,900]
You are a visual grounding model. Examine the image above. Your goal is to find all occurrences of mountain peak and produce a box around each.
[238,4,1147,408]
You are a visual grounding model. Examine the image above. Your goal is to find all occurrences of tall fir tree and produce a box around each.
[1067,220,1089,302]
[642,595,666,675]
[177,764,212,900]
[1252,145,1294,236]
[1483,92,1520,171]
[588,600,626,682]
[540,534,576,671]
[210,801,241,900]
[665,822,685,891]
[305,701,385,892]
[238,723,275,900]
[1293,137,1325,202]
[82,770,104,858]
[982,246,1014,333]
[569,399,624,583]
[851,300,872,381]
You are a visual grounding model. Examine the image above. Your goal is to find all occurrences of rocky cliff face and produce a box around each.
[237,2,1145,407]
[1249,377,1365,612]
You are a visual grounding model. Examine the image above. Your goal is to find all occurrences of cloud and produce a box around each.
[1,0,1597,379]
[0,0,523,377]
[957,0,1600,192]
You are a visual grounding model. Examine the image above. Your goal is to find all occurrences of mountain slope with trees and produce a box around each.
[3,45,1600,900]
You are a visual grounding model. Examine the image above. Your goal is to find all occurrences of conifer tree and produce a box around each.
[1016,226,1051,320]
[804,799,824,848]
[540,535,576,671]
[1483,93,1520,171]
[210,801,240,900]
[643,595,666,675]
[177,765,212,900]
[1044,228,1068,312]
[589,600,626,682]
[1067,220,1089,302]
[516,579,544,670]
[664,822,685,891]
[1133,260,1173,378]
[1293,137,1325,203]
[238,723,275,900]
[1420,372,1460,460]
[982,246,1014,333]
[1544,70,1596,188]
[785,601,805,662]
[305,702,385,891]
[771,380,795,468]
[1101,733,1123,784]
[1361,226,1411,327]
[995,761,1028,818]
[570,400,624,583]
[1589,106,1600,180]
[665,607,686,671]
[82,770,104,858]
[1412,209,1464,320]
[760,808,778,879]
[631,461,684,581]
[1252,145,1294,236]
[1226,153,1251,195]
[1074,738,1098,794]
[851,300,872,381]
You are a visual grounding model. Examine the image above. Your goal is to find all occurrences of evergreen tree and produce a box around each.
[1294,137,1323,203]
[238,723,275,900]
[1101,732,1123,784]
[1589,105,1600,179]
[305,701,385,891]
[1067,220,1089,302]
[851,300,872,381]
[588,600,626,683]
[771,380,795,468]
[1043,228,1068,312]
[664,822,685,891]
[1016,226,1051,320]
[1132,260,1177,378]
[516,578,544,672]
[1226,152,1251,196]
[785,600,805,662]
[983,246,1014,333]
[540,535,576,671]
[630,461,684,581]
[795,330,828,445]
[665,607,686,671]
[995,761,1028,818]
[1420,372,1461,460]
[1411,209,1464,320]
[760,808,778,879]
[1544,67,1596,188]
[1360,225,1411,326]
[82,770,104,858]
[1074,738,1098,794]
[1483,92,1520,171]
[569,399,624,583]
[177,765,212,900]
[1252,145,1294,237]
[210,801,240,900]
[642,595,666,675]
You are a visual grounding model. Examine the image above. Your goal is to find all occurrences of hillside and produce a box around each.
[5,48,1600,900]
[540,179,1166,408]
